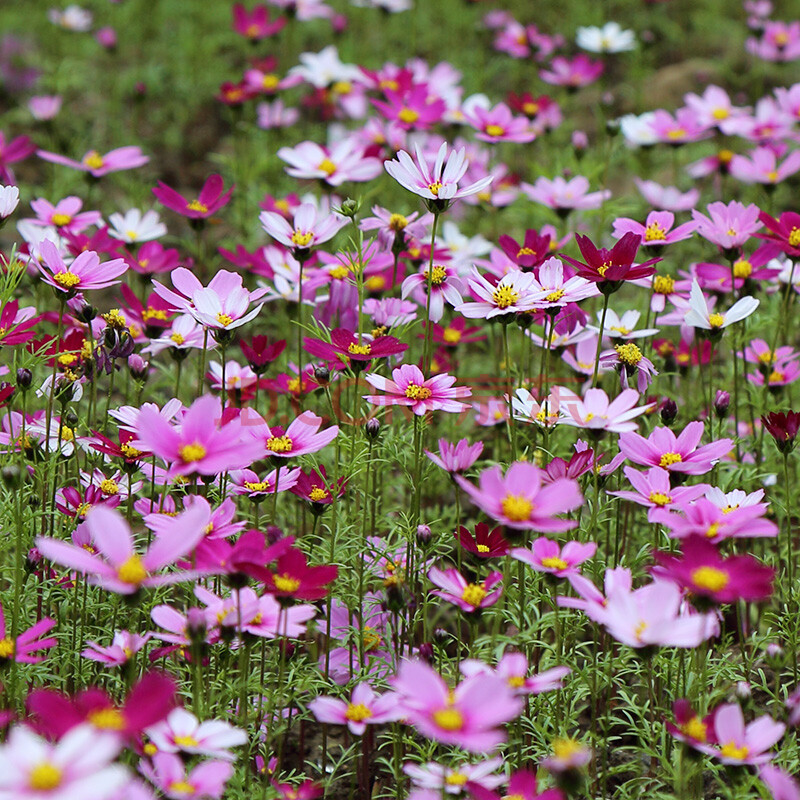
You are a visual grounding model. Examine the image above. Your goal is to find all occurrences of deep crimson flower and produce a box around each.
[429,317,486,348]
[762,410,800,453]
[27,672,177,740]
[239,335,286,374]
[89,428,146,466]
[303,328,408,372]
[259,547,338,601]
[456,523,509,558]
[498,228,552,270]
[153,174,233,219]
[652,536,774,603]
[232,3,286,39]
[560,232,660,294]
[756,210,800,258]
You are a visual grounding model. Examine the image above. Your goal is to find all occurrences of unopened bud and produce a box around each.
[16,368,32,390]
[660,398,678,426]
[128,354,148,381]
[338,197,360,218]
[714,390,730,419]
[365,417,380,439]
[265,525,283,545]
[1,464,22,488]
[417,642,434,663]
[314,365,330,385]
[416,524,432,545]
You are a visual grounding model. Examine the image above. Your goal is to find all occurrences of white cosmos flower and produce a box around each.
[576,22,636,53]
[0,185,19,219]
[683,279,759,331]
[107,209,167,243]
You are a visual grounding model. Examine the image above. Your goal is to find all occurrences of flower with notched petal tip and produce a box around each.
[152,174,233,219]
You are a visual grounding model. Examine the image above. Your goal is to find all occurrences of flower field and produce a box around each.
[2,0,800,798]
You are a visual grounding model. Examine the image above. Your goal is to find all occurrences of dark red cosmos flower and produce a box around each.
[651,535,775,604]
[0,300,39,347]
[560,232,660,294]
[541,449,594,484]
[0,382,14,408]
[89,428,145,466]
[665,699,718,748]
[762,410,800,453]
[232,3,286,40]
[260,547,338,601]
[427,317,486,349]
[55,485,121,519]
[27,672,177,740]
[262,366,322,398]
[456,523,509,558]
[63,226,124,258]
[153,174,233,220]
[120,285,175,337]
[304,328,408,372]
[240,335,286,374]
[498,228,552,270]
[757,210,800,258]
[217,80,255,106]
[290,466,347,513]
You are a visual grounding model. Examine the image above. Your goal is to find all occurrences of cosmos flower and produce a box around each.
[425,438,483,474]
[38,146,149,176]
[0,602,56,665]
[308,683,402,735]
[699,704,784,765]
[152,174,232,220]
[576,22,636,52]
[364,365,471,416]
[428,567,503,612]
[37,240,128,295]
[683,279,759,333]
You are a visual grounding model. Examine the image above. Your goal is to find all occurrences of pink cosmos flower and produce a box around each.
[404,758,505,797]
[634,179,699,212]
[472,398,509,426]
[391,659,523,752]
[619,421,732,474]
[457,269,546,318]
[455,461,582,531]
[36,505,207,594]
[363,365,471,416]
[529,256,599,310]
[699,704,784,765]
[612,211,698,247]
[384,141,493,211]
[256,99,300,129]
[759,765,800,800]
[428,567,503,612]
[558,387,652,434]
[539,55,603,87]
[0,602,56,664]
[730,146,800,186]
[692,201,762,252]
[425,437,483,474]
[608,466,708,521]
[187,273,265,333]
[228,466,301,499]
[0,724,127,800]
[460,653,570,697]
[462,100,536,143]
[140,754,232,800]
[372,82,445,130]
[683,85,750,133]
[646,108,712,145]
[152,174,232,220]
[521,175,609,213]
[82,630,150,667]
[243,409,339,458]
[0,131,35,183]
[37,239,127,295]
[401,262,464,323]
[145,708,247,761]
[511,538,596,578]
[38,145,149,176]
[260,201,348,253]
[746,21,800,61]
[29,196,101,234]
[308,683,402,735]
[277,139,381,185]
[231,3,286,39]
[134,395,265,478]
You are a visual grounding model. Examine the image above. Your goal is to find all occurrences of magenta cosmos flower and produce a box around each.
[699,704,785,766]
[308,682,401,735]
[539,54,603,87]
[425,437,483,474]
[36,504,208,594]
[652,535,774,603]
[612,211,698,248]
[153,174,232,219]
[38,145,149,176]
[0,602,56,664]
[304,328,408,371]
[619,421,733,475]
[363,364,471,416]
[37,239,127,295]
[757,210,800,258]
[455,461,582,531]
[511,538,596,578]
[384,141,493,211]
[135,395,265,478]
[691,200,762,252]
[260,201,348,254]
[428,567,503,612]
[462,100,536,143]
[391,659,523,752]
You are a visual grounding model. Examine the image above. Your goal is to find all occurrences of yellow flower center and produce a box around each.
[597,262,611,277]
[691,566,729,592]
[667,128,686,140]
[58,353,77,367]
[117,554,148,585]
[363,626,382,650]
[432,706,464,731]
[83,151,104,170]
[273,573,301,593]
[180,442,207,462]
[485,124,505,137]
[426,265,447,286]
[329,265,349,280]
[260,73,279,89]
[287,377,302,393]
[186,200,208,214]
[648,492,672,506]
[544,288,564,303]
[609,325,631,336]
[366,275,386,291]
[704,522,720,539]
[170,332,185,345]
[769,370,784,384]
[345,703,373,722]
[405,383,433,400]
[615,342,643,366]
[291,230,314,247]
[461,583,487,607]
[120,442,142,459]
[720,741,749,760]
[99,478,119,495]
[142,306,168,322]
[244,481,269,493]
[507,675,526,688]
[476,543,490,553]
[169,781,196,796]
[659,452,683,467]
[53,272,81,289]
[446,773,469,787]
[0,637,15,658]
[88,707,126,730]
[348,342,372,356]
[644,222,668,241]
[493,285,520,309]
[541,556,568,571]
[52,213,72,227]
[789,227,800,247]
[309,486,328,502]
[266,435,293,453]
[653,275,675,294]
[29,763,63,791]
[635,620,648,640]
[501,493,533,522]
[679,717,707,741]
[332,81,352,95]
[59,425,75,442]
[389,213,408,231]
[552,738,583,760]
[443,327,462,344]
[216,312,233,327]
[708,313,725,328]
[517,247,535,257]
[428,182,443,196]
[732,260,752,279]
[523,101,539,115]
[174,734,199,747]
[318,159,337,176]
[398,107,420,124]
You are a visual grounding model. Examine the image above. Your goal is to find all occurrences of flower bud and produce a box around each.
[265,525,284,545]
[365,417,380,440]
[338,197,360,218]
[314,365,330,385]
[417,642,434,663]
[16,368,32,390]
[128,354,148,381]
[660,398,678,426]
[714,390,730,419]
[416,524,432,546]
[1,464,22,488]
